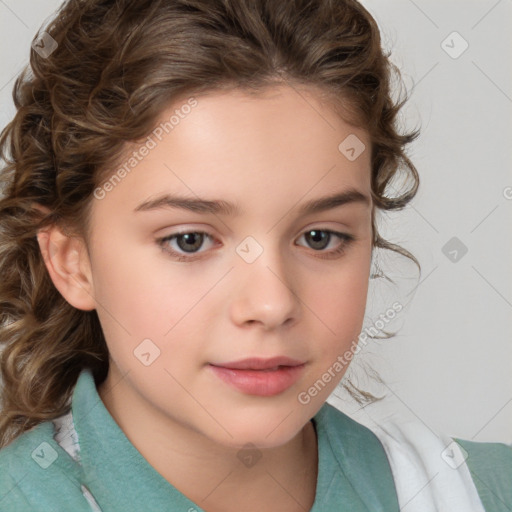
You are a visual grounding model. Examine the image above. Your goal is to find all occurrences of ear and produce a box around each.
[34,205,96,312]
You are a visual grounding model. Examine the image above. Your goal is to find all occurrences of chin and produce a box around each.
[213,416,305,451]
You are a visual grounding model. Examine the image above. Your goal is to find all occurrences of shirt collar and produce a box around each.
[71,368,397,511]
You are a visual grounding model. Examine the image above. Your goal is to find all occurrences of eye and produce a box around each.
[296,229,355,259]
[157,231,216,261]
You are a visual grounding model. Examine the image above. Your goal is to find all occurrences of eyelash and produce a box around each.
[156,229,356,262]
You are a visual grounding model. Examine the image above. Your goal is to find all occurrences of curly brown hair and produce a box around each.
[0,0,420,448]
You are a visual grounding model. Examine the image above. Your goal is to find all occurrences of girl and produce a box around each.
[0,0,510,511]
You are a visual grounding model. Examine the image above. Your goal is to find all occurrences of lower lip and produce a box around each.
[209,364,305,396]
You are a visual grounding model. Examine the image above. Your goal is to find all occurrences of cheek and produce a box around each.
[311,250,371,330]
[89,238,212,370]
[297,253,371,402]
[89,235,180,329]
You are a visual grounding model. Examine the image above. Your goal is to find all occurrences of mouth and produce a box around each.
[208,359,306,396]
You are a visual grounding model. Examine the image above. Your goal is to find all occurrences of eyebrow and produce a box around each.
[133,188,371,216]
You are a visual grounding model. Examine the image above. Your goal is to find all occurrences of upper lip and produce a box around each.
[210,357,305,370]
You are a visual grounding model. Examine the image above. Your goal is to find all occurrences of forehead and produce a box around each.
[94,84,372,219]
[158,83,366,149]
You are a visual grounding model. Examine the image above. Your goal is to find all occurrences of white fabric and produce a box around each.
[53,409,80,463]
[342,395,487,512]
[53,411,104,512]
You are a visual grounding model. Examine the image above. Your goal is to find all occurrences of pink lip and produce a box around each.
[211,356,305,370]
[209,357,306,396]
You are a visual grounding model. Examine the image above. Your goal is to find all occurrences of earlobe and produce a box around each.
[36,224,96,312]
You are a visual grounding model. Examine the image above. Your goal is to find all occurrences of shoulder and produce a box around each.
[332,396,508,511]
[0,419,92,512]
[314,402,400,507]
[454,437,512,512]
[318,401,391,453]
[317,401,396,474]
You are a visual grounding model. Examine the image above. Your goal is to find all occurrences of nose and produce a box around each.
[229,243,302,331]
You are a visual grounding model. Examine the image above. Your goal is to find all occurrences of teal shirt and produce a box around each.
[0,368,510,511]
[454,438,512,512]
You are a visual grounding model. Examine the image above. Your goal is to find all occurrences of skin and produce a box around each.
[37,84,373,512]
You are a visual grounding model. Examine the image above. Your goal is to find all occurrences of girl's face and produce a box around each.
[83,84,373,449]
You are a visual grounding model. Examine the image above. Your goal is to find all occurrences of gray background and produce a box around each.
[0,0,510,442]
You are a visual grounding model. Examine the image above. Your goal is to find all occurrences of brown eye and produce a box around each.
[174,232,205,253]
[303,230,331,250]
[297,229,355,259]
[157,231,216,261]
